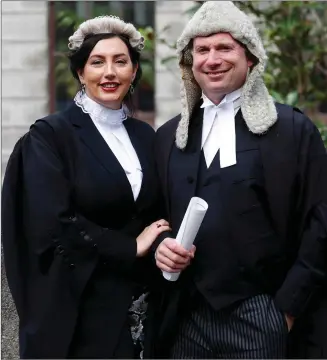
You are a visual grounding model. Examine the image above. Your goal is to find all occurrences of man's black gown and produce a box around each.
[152,103,327,358]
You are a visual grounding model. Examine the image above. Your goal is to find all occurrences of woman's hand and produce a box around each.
[136,219,171,257]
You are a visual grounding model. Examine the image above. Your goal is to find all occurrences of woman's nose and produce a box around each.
[104,62,116,78]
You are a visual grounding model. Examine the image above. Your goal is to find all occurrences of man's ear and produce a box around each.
[247,60,254,69]
[244,45,258,69]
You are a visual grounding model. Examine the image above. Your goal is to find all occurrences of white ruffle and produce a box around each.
[74,90,127,126]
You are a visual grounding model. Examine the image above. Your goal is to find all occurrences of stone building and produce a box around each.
[2,1,49,174]
[2,3,48,358]
[155,1,194,127]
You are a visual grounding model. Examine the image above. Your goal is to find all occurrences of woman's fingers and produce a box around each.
[148,224,171,236]
[152,219,169,228]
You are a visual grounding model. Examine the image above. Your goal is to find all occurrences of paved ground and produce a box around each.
[1,254,19,359]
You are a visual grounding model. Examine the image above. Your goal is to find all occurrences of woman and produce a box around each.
[2,16,170,359]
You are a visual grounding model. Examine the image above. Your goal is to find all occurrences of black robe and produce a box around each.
[1,103,162,359]
[152,103,327,358]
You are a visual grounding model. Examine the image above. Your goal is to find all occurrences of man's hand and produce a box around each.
[285,314,295,332]
[155,238,196,273]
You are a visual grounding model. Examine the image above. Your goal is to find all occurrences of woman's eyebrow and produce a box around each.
[89,53,128,59]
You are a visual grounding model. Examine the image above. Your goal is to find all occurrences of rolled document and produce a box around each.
[162,197,208,281]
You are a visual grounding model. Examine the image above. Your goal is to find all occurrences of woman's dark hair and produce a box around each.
[68,33,142,111]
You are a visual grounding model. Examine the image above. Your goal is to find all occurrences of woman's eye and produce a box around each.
[116,59,127,64]
[91,60,103,65]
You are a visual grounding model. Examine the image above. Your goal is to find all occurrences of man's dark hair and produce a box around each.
[238,41,259,68]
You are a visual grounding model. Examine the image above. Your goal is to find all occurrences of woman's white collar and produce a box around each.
[74,90,127,126]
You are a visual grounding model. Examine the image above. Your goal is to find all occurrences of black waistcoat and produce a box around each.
[193,150,261,310]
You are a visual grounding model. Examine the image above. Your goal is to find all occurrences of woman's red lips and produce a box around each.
[100,82,120,92]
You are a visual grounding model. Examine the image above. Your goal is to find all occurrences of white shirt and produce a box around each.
[74,91,143,201]
[201,88,242,168]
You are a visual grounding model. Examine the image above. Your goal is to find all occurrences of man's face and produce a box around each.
[192,33,253,104]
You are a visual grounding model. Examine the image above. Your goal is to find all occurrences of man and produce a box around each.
[153,1,327,359]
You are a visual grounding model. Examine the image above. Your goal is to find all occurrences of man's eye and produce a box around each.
[220,47,232,52]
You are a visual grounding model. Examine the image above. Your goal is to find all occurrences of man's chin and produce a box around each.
[206,86,228,95]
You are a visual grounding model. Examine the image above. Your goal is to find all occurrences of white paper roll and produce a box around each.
[162,197,208,281]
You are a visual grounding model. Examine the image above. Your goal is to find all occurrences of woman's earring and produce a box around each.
[81,83,86,93]
[129,83,134,94]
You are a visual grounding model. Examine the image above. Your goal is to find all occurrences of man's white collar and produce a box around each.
[201,88,242,109]
[201,88,241,168]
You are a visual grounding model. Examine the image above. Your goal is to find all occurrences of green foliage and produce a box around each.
[317,122,327,147]
[234,1,327,113]
[235,1,327,146]
[138,27,155,88]
[54,8,81,99]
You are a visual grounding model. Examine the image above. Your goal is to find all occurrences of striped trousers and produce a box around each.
[170,294,288,359]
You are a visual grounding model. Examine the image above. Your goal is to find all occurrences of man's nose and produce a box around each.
[206,50,223,67]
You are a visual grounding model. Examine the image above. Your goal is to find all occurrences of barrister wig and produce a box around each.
[175,1,278,150]
[68,15,144,53]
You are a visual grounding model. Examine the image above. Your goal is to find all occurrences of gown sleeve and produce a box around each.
[21,119,138,276]
[274,114,327,317]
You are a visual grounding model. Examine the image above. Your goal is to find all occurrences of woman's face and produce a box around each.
[78,37,137,109]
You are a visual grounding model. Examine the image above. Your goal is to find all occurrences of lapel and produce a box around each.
[177,106,203,200]
[234,110,260,152]
[123,118,150,208]
[219,109,262,196]
[162,107,204,216]
[159,122,176,218]
[66,103,134,201]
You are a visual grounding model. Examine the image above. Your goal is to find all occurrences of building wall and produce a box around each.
[1,3,48,358]
[2,1,49,172]
[155,1,194,128]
